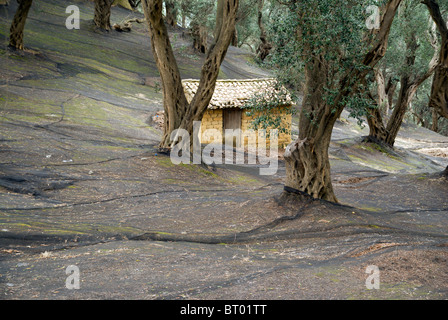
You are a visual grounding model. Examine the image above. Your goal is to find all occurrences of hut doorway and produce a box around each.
[223,109,242,147]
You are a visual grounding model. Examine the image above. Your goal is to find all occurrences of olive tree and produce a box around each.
[271,0,403,202]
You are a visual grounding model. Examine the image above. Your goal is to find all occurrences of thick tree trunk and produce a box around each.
[165,0,177,26]
[384,77,397,115]
[366,69,392,143]
[142,0,238,149]
[94,0,113,31]
[285,56,339,203]
[231,27,238,47]
[384,77,415,146]
[423,0,448,119]
[368,76,433,147]
[9,0,33,50]
[367,76,431,147]
[366,106,389,144]
[191,23,208,53]
[374,69,397,117]
[255,0,271,61]
[432,107,439,132]
[142,0,188,148]
[285,135,336,202]
[429,55,448,119]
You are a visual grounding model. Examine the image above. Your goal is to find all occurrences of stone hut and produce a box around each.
[182,78,293,148]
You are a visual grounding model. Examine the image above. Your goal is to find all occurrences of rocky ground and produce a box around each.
[1,0,448,302]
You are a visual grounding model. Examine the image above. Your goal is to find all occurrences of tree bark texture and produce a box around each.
[432,107,439,132]
[164,0,177,26]
[255,0,271,61]
[285,55,338,202]
[9,0,33,50]
[366,105,389,144]
[191,23,208,53]
[374,69,397,117]
[94,0,113,31]
[142,0,188,148]
[423,0,448,119]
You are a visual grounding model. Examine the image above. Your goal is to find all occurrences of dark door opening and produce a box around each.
[223,109,242,148]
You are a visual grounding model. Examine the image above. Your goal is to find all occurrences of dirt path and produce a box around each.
[1,0,448,301]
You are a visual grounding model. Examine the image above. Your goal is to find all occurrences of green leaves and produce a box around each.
[242,84,296,134]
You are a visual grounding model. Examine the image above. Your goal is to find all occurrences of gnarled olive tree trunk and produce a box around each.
[284,0,402,203]
[191,23,208,53]
[142,0,239,149]
[423,0,448,119]
[285,56,338,202]
[9,0,33,50]
[94,0,113,31]
[367,74,435,146]
[366,31,438,147]
[142,0,187,148]
[164,0,177,26]
[255,0,271,61]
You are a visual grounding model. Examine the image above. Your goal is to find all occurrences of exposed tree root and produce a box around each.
[130,223,448,245]
[113,17,145,32]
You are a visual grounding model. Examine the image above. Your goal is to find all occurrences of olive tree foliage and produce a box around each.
[265,0,402,202]
[242,83,296,135]
[161,0,274,54]
[176,0,218,52]
[263,3,303,90]
[176,0,216,29]
[234,0,259,50]
[235,0,285,57]
[176,0,261,52]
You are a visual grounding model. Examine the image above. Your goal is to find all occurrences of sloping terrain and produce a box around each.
[1,0,448,301]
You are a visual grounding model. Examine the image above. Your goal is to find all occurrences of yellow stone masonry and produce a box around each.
[200,107,292,148]
[182,78,293,149]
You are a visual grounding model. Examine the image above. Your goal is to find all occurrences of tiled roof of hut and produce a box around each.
[182,78,291,110]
